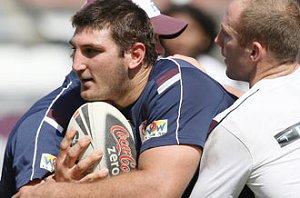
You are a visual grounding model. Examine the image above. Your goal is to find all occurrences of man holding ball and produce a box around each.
[11,0,236,197]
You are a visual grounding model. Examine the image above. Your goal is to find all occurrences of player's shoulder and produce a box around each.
[212,87,262,143]
[152,57,208,81]
[7,72,83,141]
[155,56,201,70]
[151,57,234,98]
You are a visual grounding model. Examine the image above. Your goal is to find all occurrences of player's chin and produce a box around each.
[81,90,97,101]
[81,90,107,102]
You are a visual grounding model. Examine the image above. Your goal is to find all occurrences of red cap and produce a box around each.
[150,14,187,39]
[132,0,187,38]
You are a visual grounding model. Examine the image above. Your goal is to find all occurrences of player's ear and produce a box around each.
[126,42,146,69]
[248,41,263,62]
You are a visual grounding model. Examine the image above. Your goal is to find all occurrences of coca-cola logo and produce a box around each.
[110,125,136,172]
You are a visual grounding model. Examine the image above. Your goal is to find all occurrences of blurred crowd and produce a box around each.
[0,0,249,175]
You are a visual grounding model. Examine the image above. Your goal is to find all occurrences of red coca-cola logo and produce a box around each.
[110,126,136,172]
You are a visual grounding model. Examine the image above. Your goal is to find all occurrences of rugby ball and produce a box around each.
[67,101,137,176]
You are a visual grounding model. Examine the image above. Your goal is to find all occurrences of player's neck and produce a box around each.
[116,65,152,109]
[249,61,299,87]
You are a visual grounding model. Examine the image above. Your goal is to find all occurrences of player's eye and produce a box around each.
[220,28,232,43]
[83,48,99,58]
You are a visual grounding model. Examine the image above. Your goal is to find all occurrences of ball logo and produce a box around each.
[68,102,137,176]
[105,114,137,176]
[110,126,136,173]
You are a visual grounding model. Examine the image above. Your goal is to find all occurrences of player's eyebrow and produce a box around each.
[68,39,105,50]
[221,23,237,36]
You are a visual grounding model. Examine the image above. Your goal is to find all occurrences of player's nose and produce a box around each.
[72,53,87,71]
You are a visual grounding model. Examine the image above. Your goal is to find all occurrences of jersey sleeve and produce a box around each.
[190,124,252,197]
[139,59,235,152]
[13,112,63,188]
[1,100,64,197]
[1,72,84,197]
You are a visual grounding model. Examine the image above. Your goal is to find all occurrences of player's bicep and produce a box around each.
[138,145,201,196]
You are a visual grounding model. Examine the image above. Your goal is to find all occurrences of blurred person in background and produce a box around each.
[161,4,248,93]
[152,0,173,11]
[190,0,232,19]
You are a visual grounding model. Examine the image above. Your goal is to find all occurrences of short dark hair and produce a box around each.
[71,0,158,66]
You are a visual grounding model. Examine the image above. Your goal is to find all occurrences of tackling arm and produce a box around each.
[15,129,201,198]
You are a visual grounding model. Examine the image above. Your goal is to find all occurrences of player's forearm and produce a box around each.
[70,145,201,198]
[17,145,200,198]
[19,169,183,198]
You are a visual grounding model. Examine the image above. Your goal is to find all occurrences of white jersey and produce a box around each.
[191,68,300,198]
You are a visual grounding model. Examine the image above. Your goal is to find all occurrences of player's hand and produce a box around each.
[54,128,108,183]
[171,54,207,73]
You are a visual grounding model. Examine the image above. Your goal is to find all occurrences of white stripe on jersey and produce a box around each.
[157,73,181,95]
[30,81,73,180]
[44,116,64,134]
[164,57,184,144]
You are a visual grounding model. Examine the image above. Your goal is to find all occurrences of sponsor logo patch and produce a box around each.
[40,153,57,172]
[274,121,300,147]
[140,119,168,142]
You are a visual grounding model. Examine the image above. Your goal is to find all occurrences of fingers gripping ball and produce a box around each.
[67,102,137,176]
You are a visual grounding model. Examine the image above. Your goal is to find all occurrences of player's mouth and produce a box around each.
[80,77,94,87]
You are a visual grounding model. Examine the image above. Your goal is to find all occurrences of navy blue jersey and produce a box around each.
[123,57,236,196]
[124,58,236,155]
[0,71,85,197]
[1,58,236,197]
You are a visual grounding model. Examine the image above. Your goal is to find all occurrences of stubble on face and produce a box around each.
[72,28,131,103]
[80,59,129,103]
